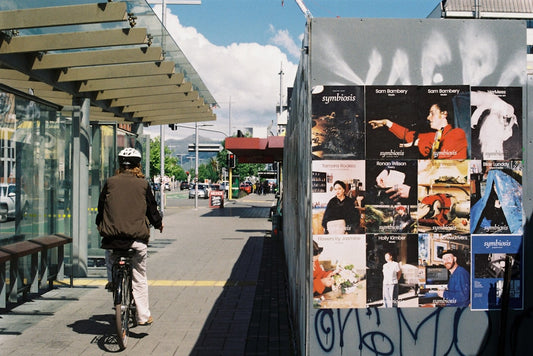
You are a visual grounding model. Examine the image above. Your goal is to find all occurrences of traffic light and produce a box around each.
[228,153,236,168]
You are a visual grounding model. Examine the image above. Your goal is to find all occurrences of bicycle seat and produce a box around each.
[112,248,136,258]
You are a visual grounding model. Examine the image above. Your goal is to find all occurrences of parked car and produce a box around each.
[0,183,29,222]
[239,181,253,194]
[164,182,171,191]
[188,183,209,199]
[180,181,190,190]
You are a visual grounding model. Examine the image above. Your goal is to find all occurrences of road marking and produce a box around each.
[56,279,256,287]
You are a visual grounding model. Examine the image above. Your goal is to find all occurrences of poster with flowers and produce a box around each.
[313,234,366,309]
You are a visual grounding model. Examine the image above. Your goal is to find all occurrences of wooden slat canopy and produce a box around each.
[0,1,216,126]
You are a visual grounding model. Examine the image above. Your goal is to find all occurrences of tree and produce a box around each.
[149,137,162,177]
[149,137,187,181]
[216,145,230,171]
[234,162,265,183]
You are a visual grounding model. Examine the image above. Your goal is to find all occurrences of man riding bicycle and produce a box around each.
[96,147,164,326]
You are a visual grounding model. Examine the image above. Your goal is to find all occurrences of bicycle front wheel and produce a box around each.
[115,271,132,350]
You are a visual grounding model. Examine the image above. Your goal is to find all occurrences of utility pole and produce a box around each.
[278,63,284,135]
[228,96,232,137]
[194,122,199,209]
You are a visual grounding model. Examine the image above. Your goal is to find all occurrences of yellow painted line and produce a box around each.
[55,279,255,287]
[194,280,219,286]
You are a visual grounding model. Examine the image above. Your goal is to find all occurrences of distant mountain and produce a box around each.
[165,134,223,167]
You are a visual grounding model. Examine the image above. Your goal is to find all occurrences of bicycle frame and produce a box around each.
[112,254,132,305]
[111,248,136,350]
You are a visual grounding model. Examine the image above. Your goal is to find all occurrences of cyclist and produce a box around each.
[96,147,163,326]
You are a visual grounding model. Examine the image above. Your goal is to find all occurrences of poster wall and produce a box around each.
[311,85,524,310]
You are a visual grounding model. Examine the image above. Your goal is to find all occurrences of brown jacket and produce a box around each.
[96,172,162,249]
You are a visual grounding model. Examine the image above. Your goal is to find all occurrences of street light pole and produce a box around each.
[148,0,203,213]
[159,0,166,215]
[160,119,165,215]
[194,122,199,209]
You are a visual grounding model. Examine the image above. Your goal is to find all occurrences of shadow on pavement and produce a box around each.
[190,235,263,355]
[68,314,148,352]
[190,230,294,355]
[202,206,271,218]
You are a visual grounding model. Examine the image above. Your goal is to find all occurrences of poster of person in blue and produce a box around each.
[436,249,470,307]
[470,160,523,235]
[418,234,470,307]
[471,234,523,310]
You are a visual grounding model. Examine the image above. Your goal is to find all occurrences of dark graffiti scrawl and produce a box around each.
[314,308,491,355]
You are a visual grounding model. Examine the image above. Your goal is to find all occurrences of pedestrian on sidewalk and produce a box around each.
[96,147,164,326]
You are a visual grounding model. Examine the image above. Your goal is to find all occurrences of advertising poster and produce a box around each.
[471,87,522,160]
[366,234,419,308]
[313,234,366,309]
[471,234,523,310]
[418,233,471,307]
[417,160,470,234]
[311,85,365,160]
[366,86,470,160]
[311,160,365,235]
[365,160,417,233]
[309,85,524,311]
[366,86,419,160]
[470,160,523,235]
[418,86,471,159]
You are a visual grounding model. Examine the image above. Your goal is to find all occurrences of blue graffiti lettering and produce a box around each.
[313,308,490,355]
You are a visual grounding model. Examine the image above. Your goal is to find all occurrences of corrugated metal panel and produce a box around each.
[443,0,533,13]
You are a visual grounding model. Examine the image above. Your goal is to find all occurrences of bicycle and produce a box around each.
[111,248,137,350]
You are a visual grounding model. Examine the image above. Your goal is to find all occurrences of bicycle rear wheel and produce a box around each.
[115,271,132,350]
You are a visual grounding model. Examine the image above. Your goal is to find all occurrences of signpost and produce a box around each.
[209,190,224,208]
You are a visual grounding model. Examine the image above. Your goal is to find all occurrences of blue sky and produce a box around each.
[150,0,442,140]
[172,0,439,49]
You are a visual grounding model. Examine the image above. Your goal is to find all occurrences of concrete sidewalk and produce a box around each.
[0,193,294,355]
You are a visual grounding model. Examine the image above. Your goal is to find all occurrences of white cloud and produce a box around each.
[150,7,299,140]
[268,25,302,59]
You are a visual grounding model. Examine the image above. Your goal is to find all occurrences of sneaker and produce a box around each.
[105,282,114,291]
[138,316,153,326]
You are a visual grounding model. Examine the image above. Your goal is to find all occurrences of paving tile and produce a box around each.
[0,194,295,355]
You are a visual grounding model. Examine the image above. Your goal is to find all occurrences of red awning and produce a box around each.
[225,136,284,163]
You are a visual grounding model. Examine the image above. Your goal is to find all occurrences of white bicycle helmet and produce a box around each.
[118,147,142,167]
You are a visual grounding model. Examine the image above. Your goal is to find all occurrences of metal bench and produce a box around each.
[0,234,72,308]
[31,234,72,289]
[0,249,10,309]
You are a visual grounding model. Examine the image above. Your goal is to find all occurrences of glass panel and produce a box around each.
[1,90,71,243]
[87,124,147,271]
[88,123,116,268]
[0,89,73,292]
